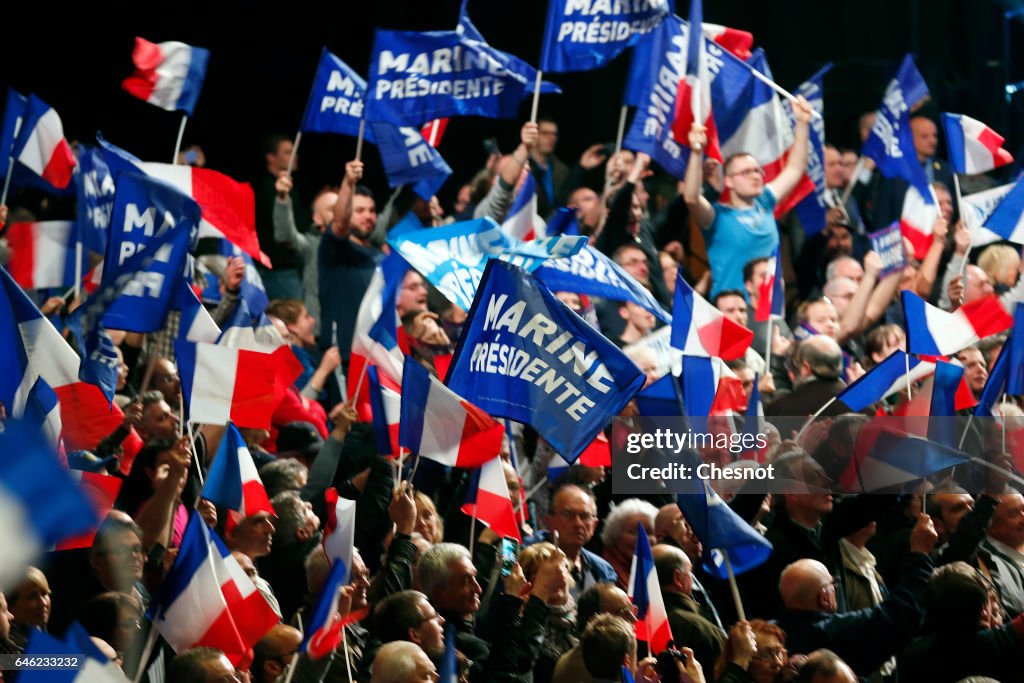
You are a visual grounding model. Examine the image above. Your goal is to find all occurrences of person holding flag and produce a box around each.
[683,95,815,299]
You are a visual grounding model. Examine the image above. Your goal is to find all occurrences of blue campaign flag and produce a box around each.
[457,3,562,95]
[535,245,671,323]
[0,89,74,196]
[73,144,116,256]
[366,29,530,126]
[99,172,201,332]
[861,55,934,201]
[368,118,452,201]
[446,259,645,461]
[676,479,773,579]
[388,216,587,311]
[299,49,375,141]
[792,63,833,236]
[539,0,671,73]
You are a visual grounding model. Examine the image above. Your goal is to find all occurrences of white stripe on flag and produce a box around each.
[191,345,239,425]
[149,42,194,110]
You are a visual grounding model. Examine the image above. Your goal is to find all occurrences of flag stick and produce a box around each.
[468,513,477,558]
[172,115,188,165]
[286,131,303,177]
[355,118,366,163]
[73,241,83,301]
[614,105,629,155]
[738,62,823,120]
[530,71,543,123]
[281,642,300,683]
[186,417,205,489]
[1001,393,1008,454]
[970,456,1024,488]
[904,351,913,402]
[409,453,422,484]
[0,157,14,207]
[794,397,837,441]
[139,353,159,395]
[341,628,355,683]
[722,549,746,621]
[958,413,975,450]
[524,477,548,502]
[764,316,774,367]
[839,157,866,206]
[131,624,159,683]
[953,173,973,284]
[332,322,347,402]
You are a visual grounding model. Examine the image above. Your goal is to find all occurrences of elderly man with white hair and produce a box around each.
[369,641,437,683]
[600,499,659,590]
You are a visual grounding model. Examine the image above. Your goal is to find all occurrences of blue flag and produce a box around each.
[535,245,671,323]
[539,0,671,73]
[368,118,452,201]
[983,173,1024,244]
[446,259,645,461]
[388,217,587,311]
[635,372,685,417]
[676,480,772,579]
[299,49,375,141]
[861,55,934,201]
[0,89,74,196]
[458,3,562,95]
[73,144,116,256]
[928,360,963,448]
[791,64,833,236]
[974,307,1024,417]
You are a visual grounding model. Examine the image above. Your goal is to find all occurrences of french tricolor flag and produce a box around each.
[55,469,123,551]
[941,113,1013,175]
[122,37,210,116]
[177,279,221,343]
[368,366,402,458]
[4,221,76,291]
[323,487,356,569]
[399,357,504,469]
[701,23,754,60]
[175,339,279,429]
[628,524,673,655]
[900,188,941,261]
[10,94,76,191]
[836,350,935,412]
[502,173,545,241]
[680,356,748,419]
[901,291,1013,357]
[671,272,753,361]
[148,513,279,665]
[741,378,766,462]
[201,423,275,529]
[754,245,784,323]
[460,455,521,542]
[305,490,361,660]
[671,0,722,162]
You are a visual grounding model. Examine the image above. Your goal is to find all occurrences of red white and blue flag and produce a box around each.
[671,272,753,361]
[460,455,521,542]
[628,524,673,654]
[836,351,935,411]
[400,357,504,469]
[368,366,402,458]
[304,489,360,660]
[177,279,221,343]
[941,113,1013,175]
[671,0,722,162]
[702,23,754,60]
[4,220,76,291]
[175,339,279,428]
[502,173,545,241]
[974,306,1024,417]
[754,245,784,323]
[741,377,766,462]
[122,37,210,116]
[901,292,1013,357]
[900,185,941,260]
[839,423,968,493]
[981,173,1024,245]
[147,513,279,664]
[323,487,357,569]
[201,423,275,529]
[676,480,773,578]
[10,94,76,190]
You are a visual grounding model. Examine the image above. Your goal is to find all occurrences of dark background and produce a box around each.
[1,0,1022,209]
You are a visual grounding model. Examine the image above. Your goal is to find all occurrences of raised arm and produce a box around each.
[331,160,363,239]
[683,123,716,229]
[766,95,812,202]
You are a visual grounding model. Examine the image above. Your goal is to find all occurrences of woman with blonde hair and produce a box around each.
[977,244,1021,290]
[517,542,576,683]
[5,567,52,653]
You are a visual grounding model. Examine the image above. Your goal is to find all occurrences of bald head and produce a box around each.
[253,624,303,683]
[652,544,692,595]
[370,641,436,683]
[795,335,843,381]
[780,559,836,612]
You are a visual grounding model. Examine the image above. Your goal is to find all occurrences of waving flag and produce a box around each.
[636,372,685,417]
[540,0,669,73]
[974,308,1024,417]
[628,524,673,654]
[122,37,209,115]
[0,88,27,164]
[983,174,1024,245]
[836,351,933,411]
[199,240,270,317]
[367,29,531,125]
[4,220,76,290]
[303,559,349,660]
[671,0,722,162]
[202,423,275,528]
[300,49,372,138]
[959,183,1015,248]
[702,23,754,59]
[792,65,832,235]
[0,420,96,590]
[502,173,544,241]
[680,356,747,420]
[367,118,452,201]
[839,423,967,492]
[899,185,941,260]
[458,3,561,95]
[10,94,75,190]
[22,377,62,451]
[753,245,784,323]
[928,360,965,447]
[0,267,81,417]
[676,480,772,579]
[20,627,123,683]
[941,113,1013,175]
[388,216,586,312]
[148,513,278,664]
[74,144,115,256]
[177,280,221,343]
[400,357,504,468]
[461,455,520,540]
[323,487,357,570]
[901,291,1013,357]
[176,339,279,428]
[368,366,402,457]
[54,469,123,552]
[861,55,933,200]
[671,272,753,360]
[447,259,645,461]
[741,378,766,461]
[535,245,671,324]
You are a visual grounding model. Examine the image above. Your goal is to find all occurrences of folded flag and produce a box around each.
[0,420,96,589]
[368,366,402,457]
[940,113,1013,175]
[10,94,76,190]
[323,487,356,569]
[702,23,754,60]
[4,221,76,290]
[122,37,209,116]
[148,513,278,664]
[753,245,784,323]
[460,455,521,542]
[628,523,673,654]
[300,49,372,139]
[839,423,968,493]
[836,350,934,411]
[303,558,349,660]
[502,173,545,241]
[400,356,504,468]
[901,291,1013,357]
[676,480,773,579]
[982,173,1024,245]
[177,279,221,343]
[899,185,941,261]
[367,118,452,201]
[202,423,275,529]
[446,259,645,461]
[671,272,753,361]
[960,183,1016,248]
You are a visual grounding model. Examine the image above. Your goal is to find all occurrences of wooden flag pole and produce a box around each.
[172,114,188,164]
[614,105,629,155]
[794,397,837,441]
[286,131,303,177]
[530,71,543,123]
[722,549,746,622]
[0,157,14,207]
[354,118,366,163]
[131,625,159,683]
[738,61,823,120]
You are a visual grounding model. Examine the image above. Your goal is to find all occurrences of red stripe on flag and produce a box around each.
[959,295,1014,339]
[976,126,1014,168]
[461,488,521,542]
[190,168,268,267]
[456,400,505,467]
[899,222,934,262]
[228,350,279,429]
[41,139,76,189]
[695,317,754,361]
[121,38,161,103]
[4,223,37,289]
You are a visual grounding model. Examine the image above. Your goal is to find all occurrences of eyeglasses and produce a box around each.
[752,647,787,661]
[118,618,142,630]
[728,167,765,179]
[554,509,596,523]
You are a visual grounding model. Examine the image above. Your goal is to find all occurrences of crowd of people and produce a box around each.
[0,79,1022,683]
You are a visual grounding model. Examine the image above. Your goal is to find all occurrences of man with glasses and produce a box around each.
[528,116,569,217]
[541,484,617,599]
[683,97,814,299]
[367,590,446,670]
